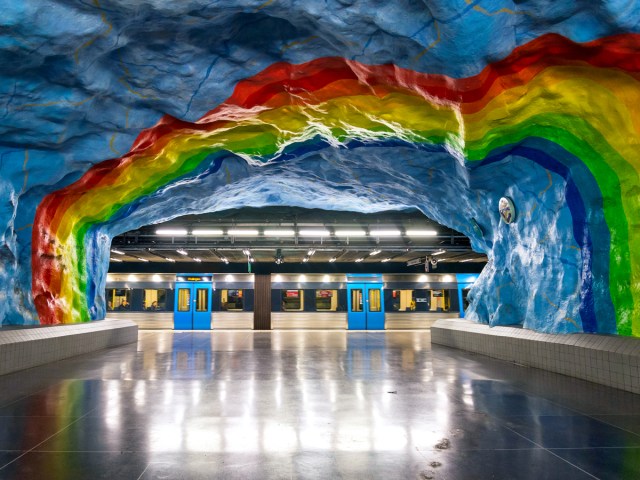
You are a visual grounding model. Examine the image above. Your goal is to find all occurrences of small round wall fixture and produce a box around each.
[498,197,516,224]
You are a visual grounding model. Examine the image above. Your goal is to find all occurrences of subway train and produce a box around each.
[105,272,478,330]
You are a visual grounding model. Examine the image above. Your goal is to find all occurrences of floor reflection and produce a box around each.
[0,330,639,479]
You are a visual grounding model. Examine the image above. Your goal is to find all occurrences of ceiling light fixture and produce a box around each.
[192,229,224,236]
[264,229,296,236]
[110,249,125,255]
[460,258,474,262]
[176,249,188,256]
[369,229,401,237]
[381,257,391,262]
[110,257,122,263]
[355,257,365,262]
[299,229,330,237]
[156,228,188,236]
[432,249,446,256]
[165,257,176,263]
[302,256,309,263]
[329,256,337,263]
[137,257,149,262]
[193,258,202,263]
[228,229,259,236]
[221,257,229,264]
[307,249,316,256]
[406,229,438,236]
[334,229,366,237]
[369,249,381,256]
[242,249,251,256]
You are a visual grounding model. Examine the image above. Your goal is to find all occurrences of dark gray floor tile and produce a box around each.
[550,447,640,480]
[502,415,640,448]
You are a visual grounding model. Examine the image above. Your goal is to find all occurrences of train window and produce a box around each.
[222,289,244,311]
[195,288,209,312]
[316,290,338,311]
[462,287,471,310]
[368,288,382,312]
[430,289,450,311]
[144,289,167,310]
[351,289,363,312]
[282,290,303,311]
[106,288,131,311]
[177,288,191,312]
[391,290,416,311]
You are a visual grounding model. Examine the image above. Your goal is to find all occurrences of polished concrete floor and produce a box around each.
[0,330,639,479]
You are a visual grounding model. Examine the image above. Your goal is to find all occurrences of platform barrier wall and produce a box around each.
[431,318,640,394]
[0,319,138,376]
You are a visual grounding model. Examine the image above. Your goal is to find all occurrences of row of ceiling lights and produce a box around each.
[111,247,458,264]
[154,228,438,237]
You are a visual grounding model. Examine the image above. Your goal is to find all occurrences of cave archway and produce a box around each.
[32,35,640,336]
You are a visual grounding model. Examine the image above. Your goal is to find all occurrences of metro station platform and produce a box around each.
[0,330,638,479]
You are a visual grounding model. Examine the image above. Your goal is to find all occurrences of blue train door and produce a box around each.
[347,275,385,330]
[174,274,212,330]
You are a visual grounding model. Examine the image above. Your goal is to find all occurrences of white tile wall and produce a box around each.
[431,318,640,394]
[0,319,138,376]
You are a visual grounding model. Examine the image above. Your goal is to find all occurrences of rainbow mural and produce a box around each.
[32,33,640,336]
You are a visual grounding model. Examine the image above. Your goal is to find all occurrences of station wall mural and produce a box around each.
[1,1,639,336]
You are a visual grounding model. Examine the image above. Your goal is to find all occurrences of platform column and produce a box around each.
[254,274,271,330]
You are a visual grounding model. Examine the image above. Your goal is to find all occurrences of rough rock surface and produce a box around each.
[1,1,639,336]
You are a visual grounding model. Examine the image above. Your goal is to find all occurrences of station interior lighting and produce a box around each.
[299,229,330,236]
[110,257,122,262]
[192,229,223,236]
[156,228,188,235]
[137,257,149,262]
[369,229,401,237]
[264,229,296,236]
[355,257,365,262]
[406,229,438,236]
[176,249,188,256]
[369,249,381,256]
[111,248,125,255]
[228,229,259,236]
[193,258,202,262]
[432,249,446,256]
[334,229,366,237]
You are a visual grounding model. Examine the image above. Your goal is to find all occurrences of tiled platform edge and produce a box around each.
[431,318,640,394]
[0,319,138,376]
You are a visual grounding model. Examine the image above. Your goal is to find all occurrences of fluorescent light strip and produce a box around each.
[176,249,188,256]
[432,250,446,256]
[334,230,366,237]
[110,257,122,263]
[381,258,391,263]
[264,229,295,236]
[165,258,176,263]
[192,229,224,236]
[460,258,474,262]
[228,229,259,236]
[299,229,330,236]
[156,229,188,235]
[406,229,438,236]
[369,249,381,256]
[369,229,401,237]
[137,257,149,262]
[355,257,365,262]
[193,258,202,263]
[110,249,125,255]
